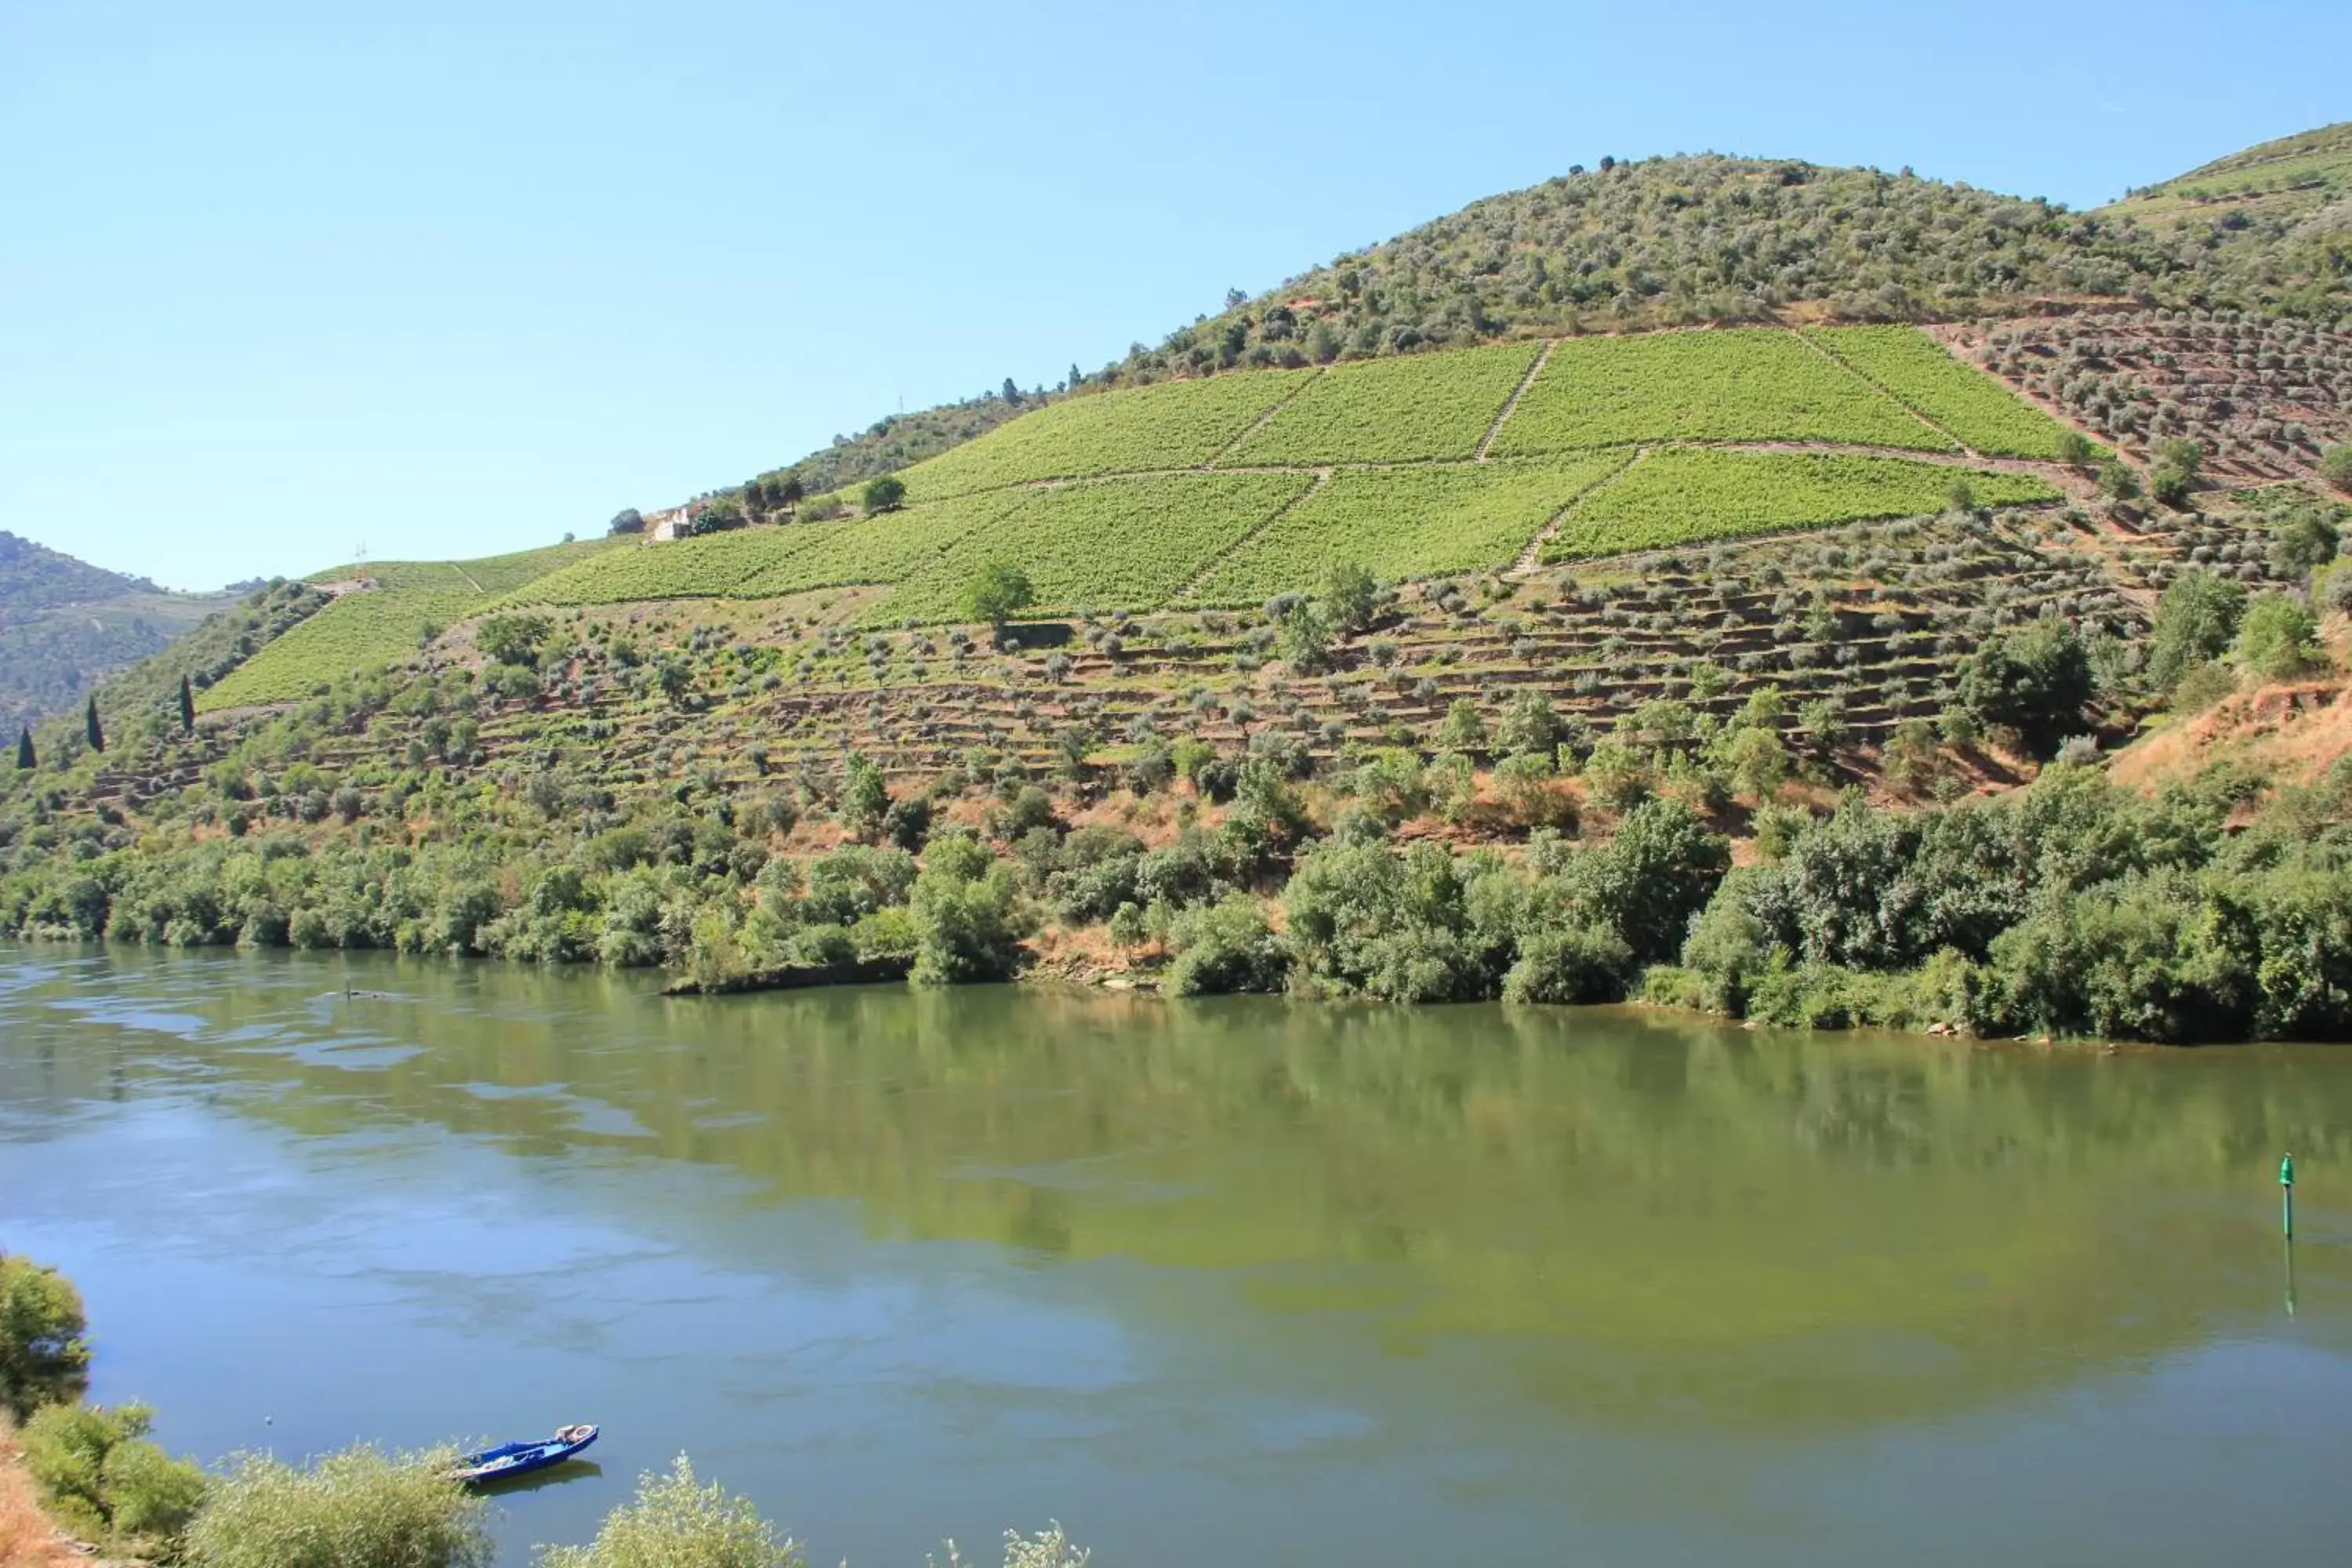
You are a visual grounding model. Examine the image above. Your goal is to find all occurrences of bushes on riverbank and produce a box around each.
[2,1252,1090,1567]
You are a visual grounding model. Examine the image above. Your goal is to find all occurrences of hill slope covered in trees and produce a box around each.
[0,532,238,737]
[723,135,2351,513]
[8,122,2352,1044]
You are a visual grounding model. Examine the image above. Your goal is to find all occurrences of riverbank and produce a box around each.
[0,1420,145,1568]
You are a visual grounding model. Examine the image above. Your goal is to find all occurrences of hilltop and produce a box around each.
[5,122,2352,1044]
[724,143,2348,523]
[2106,121,2352,227]
[0,532,237,737]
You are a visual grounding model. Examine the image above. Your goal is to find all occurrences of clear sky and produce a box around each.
[5,1,2344,590]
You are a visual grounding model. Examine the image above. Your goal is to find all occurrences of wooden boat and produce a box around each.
[451,1424,598,1484]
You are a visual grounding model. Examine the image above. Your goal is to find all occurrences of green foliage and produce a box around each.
[897,369,1312,501]
[1496,328,1953,456]
[15,726,32,770]
[535,1456,798,1568]
[1232,341,1540,463]
[909,835,1029,985]
[840,755,892,843]
[1502,922,1635,1004]
[964,562,1036,626]
[2321,445,2352,495]
[1167,895,1292,996]
[1956,618,2095,755]
[862,474,907,514]
[183,1444,489,1568]
[0,1253,88,1417]
[1436,699,1488,755]
[1801,326,2089,458]
[1543,450,2059,561]
[21,1401,207,1559]
[1189,457,1623,601]
[475,613,552,668]
[2234,593,2324,680]
[1496,689,1562,759]
[1319,561,1379,636]
[688,496,747,535]
[2148,571,2249,691]
[2269,503,2341,579]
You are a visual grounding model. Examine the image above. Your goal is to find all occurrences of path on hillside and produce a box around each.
[1475,339,1558,461]
[1793,329,1981,458]
[1202,369,1326,468]
[1171,467,1334,601]
[1513,447,1646,572]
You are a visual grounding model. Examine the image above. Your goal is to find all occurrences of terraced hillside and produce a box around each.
[442,326,2082,644]
[202,539,626,710]
[2104,122,2352,228]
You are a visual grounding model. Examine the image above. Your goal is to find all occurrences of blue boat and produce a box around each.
[452,1424,598,1484]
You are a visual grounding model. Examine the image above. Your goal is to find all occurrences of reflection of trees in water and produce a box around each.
[7,948,2350,1430]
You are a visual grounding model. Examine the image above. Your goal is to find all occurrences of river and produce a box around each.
[2,946,2349,1565]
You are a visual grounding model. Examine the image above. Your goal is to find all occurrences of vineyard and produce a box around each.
[1228,341,1541,463]
[895,368,1313,502]
[731,491,1026,599]
[201,581,485,709]
[193,325,2103,706]
[1542,451,2062,561]
[503,528,829,606]
[1186,456,1628,602]
[1802,326,2086,459]
[876,470,1314,621]
[1490,328,1951,456]
[457,538,627,593]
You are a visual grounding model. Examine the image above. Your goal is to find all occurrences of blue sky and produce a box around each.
[5,1,2344,590]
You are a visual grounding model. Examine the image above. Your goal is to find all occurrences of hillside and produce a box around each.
[0,531,238,735]
[478,324,2070,645]
[8,122,2352,1044]
[2106,121,2352,227]
[727,138,2350,526]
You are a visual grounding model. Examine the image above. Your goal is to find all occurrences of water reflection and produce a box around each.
[5,946,2352,1567]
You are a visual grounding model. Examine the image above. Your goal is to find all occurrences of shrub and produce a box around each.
[909,836,1029,985]
[1166,896,1290,996]
[862,474,907,514]
[2319,445,2352,495]
[183,1444,489,1568]
[1501,923,1634,1004]
[2234,593,2324,680]
[535,1455,797,1568]
[0,1253,88,1417]
[1957,619,2093,757]
[20,1401,206,1558]
[2147,571,2248,691]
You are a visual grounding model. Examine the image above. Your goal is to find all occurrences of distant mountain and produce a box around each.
[0,531,238,734]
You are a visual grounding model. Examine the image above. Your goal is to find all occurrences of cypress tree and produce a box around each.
[179,674,196,734]
[14,728,32,770]
[84,696,103,753]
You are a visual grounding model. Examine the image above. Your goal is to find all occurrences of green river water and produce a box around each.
[2,945,2350,1565]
